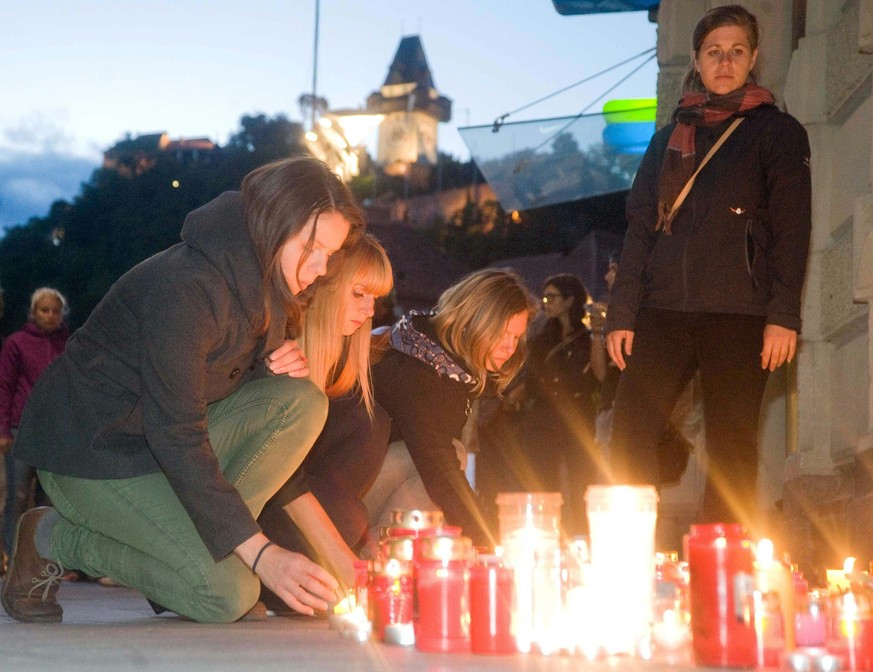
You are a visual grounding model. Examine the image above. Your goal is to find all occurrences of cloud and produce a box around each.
[0,149,97,232]
[1,111,79,156]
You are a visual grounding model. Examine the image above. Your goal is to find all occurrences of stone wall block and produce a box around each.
[826,0,873,119]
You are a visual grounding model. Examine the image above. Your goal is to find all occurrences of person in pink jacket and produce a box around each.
[0,288,69,563]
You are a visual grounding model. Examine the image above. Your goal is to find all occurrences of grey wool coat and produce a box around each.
[14,191,290,560]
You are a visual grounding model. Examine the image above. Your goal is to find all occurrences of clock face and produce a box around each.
[379,115,424,164]
[388,123,408,146]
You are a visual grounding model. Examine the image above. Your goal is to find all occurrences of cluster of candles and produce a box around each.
[330,508,514,653]
[328,493,873,670]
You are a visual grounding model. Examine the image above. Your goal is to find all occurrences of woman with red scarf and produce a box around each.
[605,5,811,531]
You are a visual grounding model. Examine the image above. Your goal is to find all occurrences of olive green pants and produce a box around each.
[39,375,327,623]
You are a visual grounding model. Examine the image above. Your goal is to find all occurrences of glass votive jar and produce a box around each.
[415,534,472,653]
[353,559,371,621]
[496,491,563,655]
[827,592,873,671]
[469,554,515,655]
[651,580,692,664]
[585,485,658,658]
[796,590,829,648]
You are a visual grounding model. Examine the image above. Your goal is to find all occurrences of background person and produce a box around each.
[521,273,607,536]
[605,4,811,531]
[2,157,362,624]
[0,288,69,565]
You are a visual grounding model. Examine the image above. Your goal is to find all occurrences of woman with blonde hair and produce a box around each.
[0,288,70,564]
[299,234,393,417]
[362,269,539,548]
[258,235,394,605]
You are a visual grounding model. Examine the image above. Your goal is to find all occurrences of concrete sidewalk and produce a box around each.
[0,580,653,671]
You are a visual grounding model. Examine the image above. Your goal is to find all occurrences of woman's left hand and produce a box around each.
[266,339,310,378]
[761,324,797,371]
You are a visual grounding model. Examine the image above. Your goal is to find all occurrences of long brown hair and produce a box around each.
[301,234,393,417]
[682,4,760,93]
[241,157,364,336]
[431,269,539,395]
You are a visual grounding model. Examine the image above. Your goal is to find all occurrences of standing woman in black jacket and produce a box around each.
[2,157,362,624]
[605,5,811,530]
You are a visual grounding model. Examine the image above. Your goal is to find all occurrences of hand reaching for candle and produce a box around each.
[248,541,339,615]
[266,339,310,377]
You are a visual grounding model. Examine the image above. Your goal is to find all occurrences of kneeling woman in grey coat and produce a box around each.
[1,157,362,624]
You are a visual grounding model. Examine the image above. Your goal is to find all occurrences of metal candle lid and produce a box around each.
[419,535,473,562]
[389,509,445,530]
[380,536,415,563]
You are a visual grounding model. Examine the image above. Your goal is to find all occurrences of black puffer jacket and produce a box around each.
[606,104,811,333]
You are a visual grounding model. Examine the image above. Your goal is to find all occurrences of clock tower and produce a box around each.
[367,35,452,177]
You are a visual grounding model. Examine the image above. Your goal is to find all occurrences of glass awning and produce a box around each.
[459,99,655,212]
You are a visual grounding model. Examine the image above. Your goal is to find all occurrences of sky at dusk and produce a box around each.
[0,0,658,231]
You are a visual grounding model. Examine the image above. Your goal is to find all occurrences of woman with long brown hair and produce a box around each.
[3,157,363,623]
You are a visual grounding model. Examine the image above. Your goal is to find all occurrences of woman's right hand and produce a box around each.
[237,534,338,615]
[254,544,339,615]
[0,437,12,455]
[606,330,635,371]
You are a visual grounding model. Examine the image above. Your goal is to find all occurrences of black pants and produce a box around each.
[478,399,600,538]
[258,394,390,610]
[609,308,769,529]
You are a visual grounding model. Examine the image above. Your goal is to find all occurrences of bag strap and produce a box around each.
[667,117,744,220]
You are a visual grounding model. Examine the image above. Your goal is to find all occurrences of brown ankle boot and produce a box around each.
[1,507,65,623]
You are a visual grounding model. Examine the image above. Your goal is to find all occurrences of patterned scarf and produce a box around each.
[390,311,477,386]
[656,84,775,234]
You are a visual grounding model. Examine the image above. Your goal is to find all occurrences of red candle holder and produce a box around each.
[828,592,873,671]
[687,523,757,668]
[795,590,828,648]
[469,555,515,655]
[415,535,472,653]
[370,557,414,643]
[755,590,786,667]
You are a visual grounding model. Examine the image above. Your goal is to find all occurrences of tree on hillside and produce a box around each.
[0,114,306,333]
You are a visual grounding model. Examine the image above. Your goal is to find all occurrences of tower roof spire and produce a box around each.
[383,35,435,89]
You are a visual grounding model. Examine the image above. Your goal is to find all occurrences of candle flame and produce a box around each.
[844,557,857,575]
[384,558,402,579]
[333,592,356,615]
[756,538,774,565]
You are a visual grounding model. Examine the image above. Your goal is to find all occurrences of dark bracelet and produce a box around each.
[251,541,275,574]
